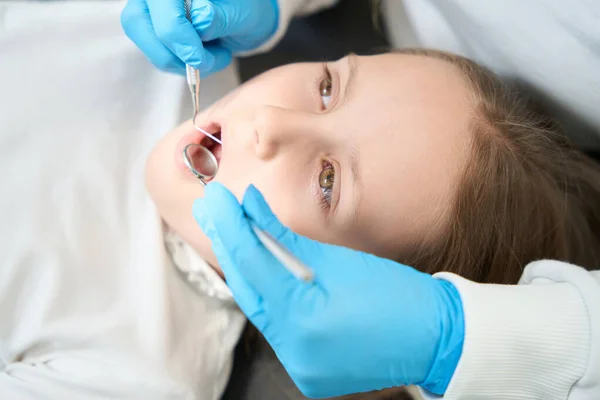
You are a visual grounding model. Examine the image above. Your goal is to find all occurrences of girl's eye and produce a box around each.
[318,162,335,208]
[319,66,333,109]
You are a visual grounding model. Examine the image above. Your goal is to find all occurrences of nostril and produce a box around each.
[254,128,278,160]
[252,106,285,160]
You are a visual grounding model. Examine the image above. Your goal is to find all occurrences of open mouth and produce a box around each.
[175,122,224,179]
[198,129,223,165]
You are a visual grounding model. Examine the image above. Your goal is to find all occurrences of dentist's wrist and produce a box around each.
[420,279,465,395]
[428,267,592,400]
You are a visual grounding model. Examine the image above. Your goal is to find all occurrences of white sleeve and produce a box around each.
[242,0,339,55]
[420,261,600,400]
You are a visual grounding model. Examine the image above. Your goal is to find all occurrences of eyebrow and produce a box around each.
[343,53,358,104]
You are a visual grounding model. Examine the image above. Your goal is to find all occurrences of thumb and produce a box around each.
[241,185,300,251]
[242,185,333,280]
[198,183,305,303]
[190,0,242,42]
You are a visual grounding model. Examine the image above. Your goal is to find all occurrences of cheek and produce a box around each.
[253,179,345,247]
[214,159,331,243]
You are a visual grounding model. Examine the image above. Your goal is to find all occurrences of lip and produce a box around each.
[174,122,223,179]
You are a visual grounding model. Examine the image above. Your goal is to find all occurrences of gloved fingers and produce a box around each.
[199,42,233,78]
[121,0,186,74]
[242,184,352,284]
[191,0,237,42]
[201,222,268,329]
[146,0,215,71]
[241,185,302,253]
[194,183,303,303]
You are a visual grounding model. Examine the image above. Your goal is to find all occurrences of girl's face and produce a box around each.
[146,53,472,271]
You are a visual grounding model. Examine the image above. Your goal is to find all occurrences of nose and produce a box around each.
[253,106,326,160]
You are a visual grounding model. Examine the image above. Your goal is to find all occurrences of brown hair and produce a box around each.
[396,48,600,284]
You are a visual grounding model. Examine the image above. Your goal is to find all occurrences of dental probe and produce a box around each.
[184,0,221,145]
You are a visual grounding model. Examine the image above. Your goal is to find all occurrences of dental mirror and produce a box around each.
[183,143,218,183]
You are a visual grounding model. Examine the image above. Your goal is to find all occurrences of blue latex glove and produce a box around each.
[121,0,279,75]
[193,183,465,398]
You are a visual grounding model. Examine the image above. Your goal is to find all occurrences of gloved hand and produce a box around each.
[121,0,279,75]
[193,183,465,398]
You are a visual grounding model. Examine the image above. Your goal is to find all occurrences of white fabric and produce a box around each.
[0,1,246,399]
[419,262,600,400]
[382,0,600,150]
[165,229,236,304]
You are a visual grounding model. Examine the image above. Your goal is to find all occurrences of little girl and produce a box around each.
[1,3,598,400]
[146,48,600,400]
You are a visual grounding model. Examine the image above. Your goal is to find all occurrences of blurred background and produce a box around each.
[237,0,390,82]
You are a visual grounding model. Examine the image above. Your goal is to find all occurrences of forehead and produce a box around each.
[337,53,473,257]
